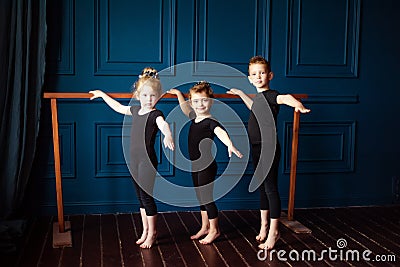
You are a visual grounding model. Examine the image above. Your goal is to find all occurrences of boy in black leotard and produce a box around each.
[89,68,175,249]
[168,82,242,244]
[227,56,310,250]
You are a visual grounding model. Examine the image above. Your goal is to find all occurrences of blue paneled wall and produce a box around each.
[32,0,400,214]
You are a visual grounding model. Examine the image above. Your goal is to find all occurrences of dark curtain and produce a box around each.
[0,0,46,252]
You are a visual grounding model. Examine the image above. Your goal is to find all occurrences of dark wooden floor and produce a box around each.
[3,206,400,267]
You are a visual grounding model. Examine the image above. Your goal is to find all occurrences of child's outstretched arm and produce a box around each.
[167,89,192,117]
[276,94,311,113]
[89,90,131,115]
[226,88,253,110]
[156,116,175,151]
[214,127,243,158]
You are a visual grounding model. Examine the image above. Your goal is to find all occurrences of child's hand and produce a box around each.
[163,135,175,151]
[89,90,104,100]
[167,88,180,95]
[295,104,311,113]
[226,88,243,95]
[228,145,243,158]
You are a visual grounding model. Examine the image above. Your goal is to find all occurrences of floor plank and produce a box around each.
[164,212,205,267]
[81,214,101,267]
[157,213,186,267]
[101,214,123,266]
[117,213,143,266]
[59,215,84,267]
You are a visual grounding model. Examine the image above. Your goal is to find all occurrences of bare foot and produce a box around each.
[256,226,268,242]
[190,228,209,240]
[140,232,157,249]
[258,232,280,250]
[199,231,220,245]
[136,230,148,245]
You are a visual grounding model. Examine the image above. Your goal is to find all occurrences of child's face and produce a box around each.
[138,85,160,110]
[190,91,213,116]
[248,63,273,90]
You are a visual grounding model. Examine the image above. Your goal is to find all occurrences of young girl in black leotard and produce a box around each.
[168,82,242,244]
[227,56,310,251]
[89,68,175,249]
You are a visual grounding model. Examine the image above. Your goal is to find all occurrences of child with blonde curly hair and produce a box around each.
[89,67,174,248]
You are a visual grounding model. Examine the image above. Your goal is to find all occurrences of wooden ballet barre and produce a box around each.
[44,92,308,100]
[43,92,308,242]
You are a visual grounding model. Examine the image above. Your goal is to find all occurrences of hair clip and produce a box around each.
[139,70,159,79]
[195,81,210,87]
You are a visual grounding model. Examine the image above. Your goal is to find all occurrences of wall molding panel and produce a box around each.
[194,0,270,75]
[46,0,75,75]
[283,121,356,173]
[45,122,76,179]
[302,94,359,104]
[211,122,252,175]
[286,0,360,77]
[94,0,176,75]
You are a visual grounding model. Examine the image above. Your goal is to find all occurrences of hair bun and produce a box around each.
[195,81,210,87]
[139,68,159,79]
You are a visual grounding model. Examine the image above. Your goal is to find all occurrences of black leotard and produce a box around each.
[248,89,280,144]
[188,111,222,219]
[188,112,221,159]
[248,90,282,219]
[130,105,163,165]
[129,105,164,216]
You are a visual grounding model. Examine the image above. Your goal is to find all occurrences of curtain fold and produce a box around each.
[0,0,47,219]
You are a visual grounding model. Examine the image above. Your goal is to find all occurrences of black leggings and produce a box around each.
[130,156,158,216]
[192,161,218,219]
[251,143,281,219]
